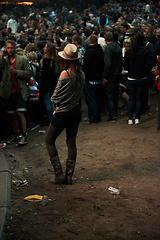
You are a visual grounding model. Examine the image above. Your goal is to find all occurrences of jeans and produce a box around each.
[127,78,146,120]
[84,82,102,123]
[42,92,54,122]
[105,76,120,119]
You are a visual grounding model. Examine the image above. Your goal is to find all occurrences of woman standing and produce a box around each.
[123,33,153,125]
[45,44,85,185]
[40,42,58,124]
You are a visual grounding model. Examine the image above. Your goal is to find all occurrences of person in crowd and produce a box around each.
[72,34,86,66]
[155,54,160,90]
[103,31,122,122]
[155,28,160,56]
[27,16,37,32]
[45,43,85,185]
[119,22,130,47]
[26,51,41,125]
[122,38,131,59]
[1,39,33,145]
[123,33,154,125]
[143,33,156,111]
[0,51,12,139]
[98,10,108,29]
[83,34,104,124]
[98,31,106,51]
[143,23,157,46]
[40,42,58,125]
[83,27,92,50]
[6,15,18,34]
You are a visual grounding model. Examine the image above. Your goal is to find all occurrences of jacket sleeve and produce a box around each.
[105,17,108,26]
[16,56,33,80]
[103,47,111,79]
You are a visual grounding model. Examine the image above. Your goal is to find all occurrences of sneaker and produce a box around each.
[7,135,19,144]
[18,135,28,146]
[128,119,133,125]
[0,143,7,149]
[135,119,140,125]
[107,117,117,122]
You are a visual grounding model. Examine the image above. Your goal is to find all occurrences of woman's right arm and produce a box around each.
[40,59,43,68]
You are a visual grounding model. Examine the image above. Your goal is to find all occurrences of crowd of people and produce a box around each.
[0,0,160,148]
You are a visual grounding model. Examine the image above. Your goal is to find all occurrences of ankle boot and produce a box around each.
[50,156,64,184]
[65,159,76,185]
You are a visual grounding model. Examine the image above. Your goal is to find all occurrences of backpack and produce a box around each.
[29,63,40,101]
[100,15,106,26]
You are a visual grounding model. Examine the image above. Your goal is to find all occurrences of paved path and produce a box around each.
[0,149,11,240]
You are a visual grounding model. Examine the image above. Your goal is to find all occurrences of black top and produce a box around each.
[40,57,57,93]
[123,46,154,79]
[83,44,104,82]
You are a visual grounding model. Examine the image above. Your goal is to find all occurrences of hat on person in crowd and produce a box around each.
[58,43,81,60]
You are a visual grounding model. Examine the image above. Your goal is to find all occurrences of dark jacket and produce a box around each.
[103,42,122,79]
[83,44,104,82]
[123,45,154,79]
[41,58,57,93]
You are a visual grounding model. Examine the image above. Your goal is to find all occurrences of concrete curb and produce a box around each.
[0,150,11,240]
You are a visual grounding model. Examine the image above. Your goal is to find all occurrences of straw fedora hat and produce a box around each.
[58,44,81,60]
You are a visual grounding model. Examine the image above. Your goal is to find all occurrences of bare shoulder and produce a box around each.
[59,70,69,79]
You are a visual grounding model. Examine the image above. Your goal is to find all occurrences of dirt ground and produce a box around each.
[3,94,160,240]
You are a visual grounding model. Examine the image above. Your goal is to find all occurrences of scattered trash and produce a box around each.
[24,195,43,202]
[11,159,17,163]
[39,130,47,134]
[23,168,29,178]
[12,179,28,187]
[24,194,53,206]
[108,186,120,195]
[28,124,40,131]
[41,195,49,206]
[9,152,14,157]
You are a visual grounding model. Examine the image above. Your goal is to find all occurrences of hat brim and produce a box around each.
[58,51,81,60]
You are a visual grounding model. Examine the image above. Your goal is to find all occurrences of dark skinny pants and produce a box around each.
[45,107,81,160]
[45,123,79,160]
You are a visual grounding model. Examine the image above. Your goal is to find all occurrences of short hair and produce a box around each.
[5,39,15,47]
[27,51,37,61]
[121,22,129,30]
[89,34,98,45]
[72,34,82,45]
[104,31,114,42]
[25,43,36,52]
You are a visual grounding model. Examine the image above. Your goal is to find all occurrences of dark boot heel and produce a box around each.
[50,156,64,184]
[65,159,76,185]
